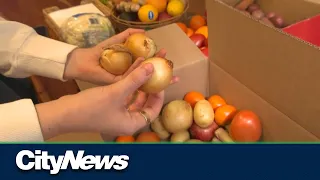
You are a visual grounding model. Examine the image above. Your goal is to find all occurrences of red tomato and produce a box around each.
[204,38,208,47]
[230,110,262,142]
[189,34,206,48]
[201,47,209,57]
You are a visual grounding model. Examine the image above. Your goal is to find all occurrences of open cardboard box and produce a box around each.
[74,0,320,142]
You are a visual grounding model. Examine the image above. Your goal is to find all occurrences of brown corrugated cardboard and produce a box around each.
[207,0,320,141]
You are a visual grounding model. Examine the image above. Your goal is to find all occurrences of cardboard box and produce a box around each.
[283,14,320,47]
[77,0,320,142]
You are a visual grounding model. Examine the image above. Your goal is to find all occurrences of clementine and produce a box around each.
[176,22,188,33]
[116,136,135,142]
[186,28,194,37]
[136,132,161,142]
[189,15,206,31]
[147,0,168,13]
[183,91,205,108]
[195,26,208,38]
[214,105,237,126]
[208,95,227,111]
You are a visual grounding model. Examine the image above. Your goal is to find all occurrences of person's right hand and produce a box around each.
[35,56,178,140]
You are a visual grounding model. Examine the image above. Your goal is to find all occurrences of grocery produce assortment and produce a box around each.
[114,0,186,23]
[235,0,286,28]
[99,33,173,93]
[115,91,263,143]
[175,13,209,57]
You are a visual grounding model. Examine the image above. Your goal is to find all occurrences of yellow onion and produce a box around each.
[100,44,133,75]
[124,33,157,60]
[139,57,173,93]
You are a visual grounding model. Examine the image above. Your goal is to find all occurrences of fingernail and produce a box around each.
[142,63,154,76]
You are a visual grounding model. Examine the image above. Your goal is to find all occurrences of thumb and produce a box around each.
[119,63,154,97]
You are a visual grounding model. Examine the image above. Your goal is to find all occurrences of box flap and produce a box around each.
[206,0,320,138]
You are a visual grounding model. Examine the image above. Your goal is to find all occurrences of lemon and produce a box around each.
[167,0,185,17]
[138,4,159,22]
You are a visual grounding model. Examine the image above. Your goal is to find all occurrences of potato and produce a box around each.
[251,10,265,20]
[171,131,190,142]
[193,100,215,128]
[212,137,221,142]
[162,100,193,133]
[215,128,234,143]
[260,17,275,27]
[235,0,255,11]
[151,116,170,140]
[186,139,203,143]
[247,4,260,14]
[270,15,285,28]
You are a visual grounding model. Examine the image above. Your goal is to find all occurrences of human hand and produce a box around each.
[63,28,147,85]
[36,54,178,140]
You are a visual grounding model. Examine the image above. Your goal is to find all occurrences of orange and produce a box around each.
[189,15,206,31]
[176,22,188,33]
[136,132,161,142]
[146,0,168,13]
[116,136,135,142]
[214,105,237,126]
[195,26,208,38]
[138,4,159,22]
[183,91,205,108]
[186,28,194,37]
[208,95,227,111]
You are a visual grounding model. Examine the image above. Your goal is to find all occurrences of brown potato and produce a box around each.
[260,17,275,27]
[151,116,170,140]
[215,128,234,143]
[269,15,285,28]
[251,10,265,20]
[171,131,190,142]
[193,100,215,128]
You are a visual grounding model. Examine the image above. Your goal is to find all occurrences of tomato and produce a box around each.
[116,136,135,142]
[201,47,209,57]
[230,110,262,142]
[208,95,227,111]
[136,132,161,142]
[183,91,205,108]
[195,26,208,38]
[214,105,237,126]
[189,34,206,48]
[204,38,208,47]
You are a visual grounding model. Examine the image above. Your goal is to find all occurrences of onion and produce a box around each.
[247,4,260,14]
[124,33,157,60]
[100,44,133,75]
[139,57,173,93]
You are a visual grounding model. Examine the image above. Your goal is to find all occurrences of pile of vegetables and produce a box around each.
[99,33,173,94]
[235,0,286,28]
[115,91,263,143]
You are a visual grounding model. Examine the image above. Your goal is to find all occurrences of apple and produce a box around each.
[229,110,262,142]
[189,121,219,141]
[189,34,206,48]
[201,47,208,57]
[158,12,172,21]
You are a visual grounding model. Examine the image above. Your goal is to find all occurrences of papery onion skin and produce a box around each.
[100,44,133,75]
[124,33,157,60]
[139,57,173,93]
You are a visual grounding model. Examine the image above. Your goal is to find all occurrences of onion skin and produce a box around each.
[100,44,133,75]
[124,33,157,60]
[139,57,173,94]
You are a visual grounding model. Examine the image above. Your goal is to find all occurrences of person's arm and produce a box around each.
[0,20,77,80]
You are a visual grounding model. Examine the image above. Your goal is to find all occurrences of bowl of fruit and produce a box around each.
[110,0,189,31]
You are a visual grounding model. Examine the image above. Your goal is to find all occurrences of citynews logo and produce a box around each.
[15,150,129,175]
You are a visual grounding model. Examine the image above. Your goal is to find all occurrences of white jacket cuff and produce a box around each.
[0,99,44,142]
[18,33,77,81]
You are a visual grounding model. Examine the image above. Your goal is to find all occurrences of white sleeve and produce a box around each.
[0,99,44,142]
[0,20,77,80]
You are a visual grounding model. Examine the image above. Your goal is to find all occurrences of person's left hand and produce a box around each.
[63,28,148,85]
